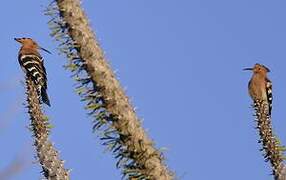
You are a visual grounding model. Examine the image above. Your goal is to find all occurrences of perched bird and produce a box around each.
[15,37,51,106]
[244,63,272,116]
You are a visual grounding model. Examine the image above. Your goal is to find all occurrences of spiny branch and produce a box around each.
[45,0,173,179]
[253,100,286,180]
[26,77,69,180]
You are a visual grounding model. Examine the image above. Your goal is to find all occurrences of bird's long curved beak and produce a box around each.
[243,67,253,71]
[40,47,51,54]
[14,38,21,43]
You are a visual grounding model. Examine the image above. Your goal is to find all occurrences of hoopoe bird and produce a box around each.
[15,38,51,106]
[244,63,272,116]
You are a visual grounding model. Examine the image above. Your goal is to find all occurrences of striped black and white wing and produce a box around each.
[18,53,50,106]
[265,78,272,116]
[18,53,47,88]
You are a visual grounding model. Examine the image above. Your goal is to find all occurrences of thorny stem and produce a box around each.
[26,77,69,180]
[253,100,286,180]
[45,0,173,179]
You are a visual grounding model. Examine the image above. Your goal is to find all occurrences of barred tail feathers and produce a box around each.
[41,87,50,106]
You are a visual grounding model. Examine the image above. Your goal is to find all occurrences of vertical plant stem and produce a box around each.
[253,100,286,180]
[26,77,69,180]
[45,0,173,179]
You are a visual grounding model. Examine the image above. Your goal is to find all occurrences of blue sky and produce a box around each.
[1,0,286,179]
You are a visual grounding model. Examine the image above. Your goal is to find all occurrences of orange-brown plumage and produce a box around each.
[15,38,50,56]
[244,63,272,116]
[15,38,51,106]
